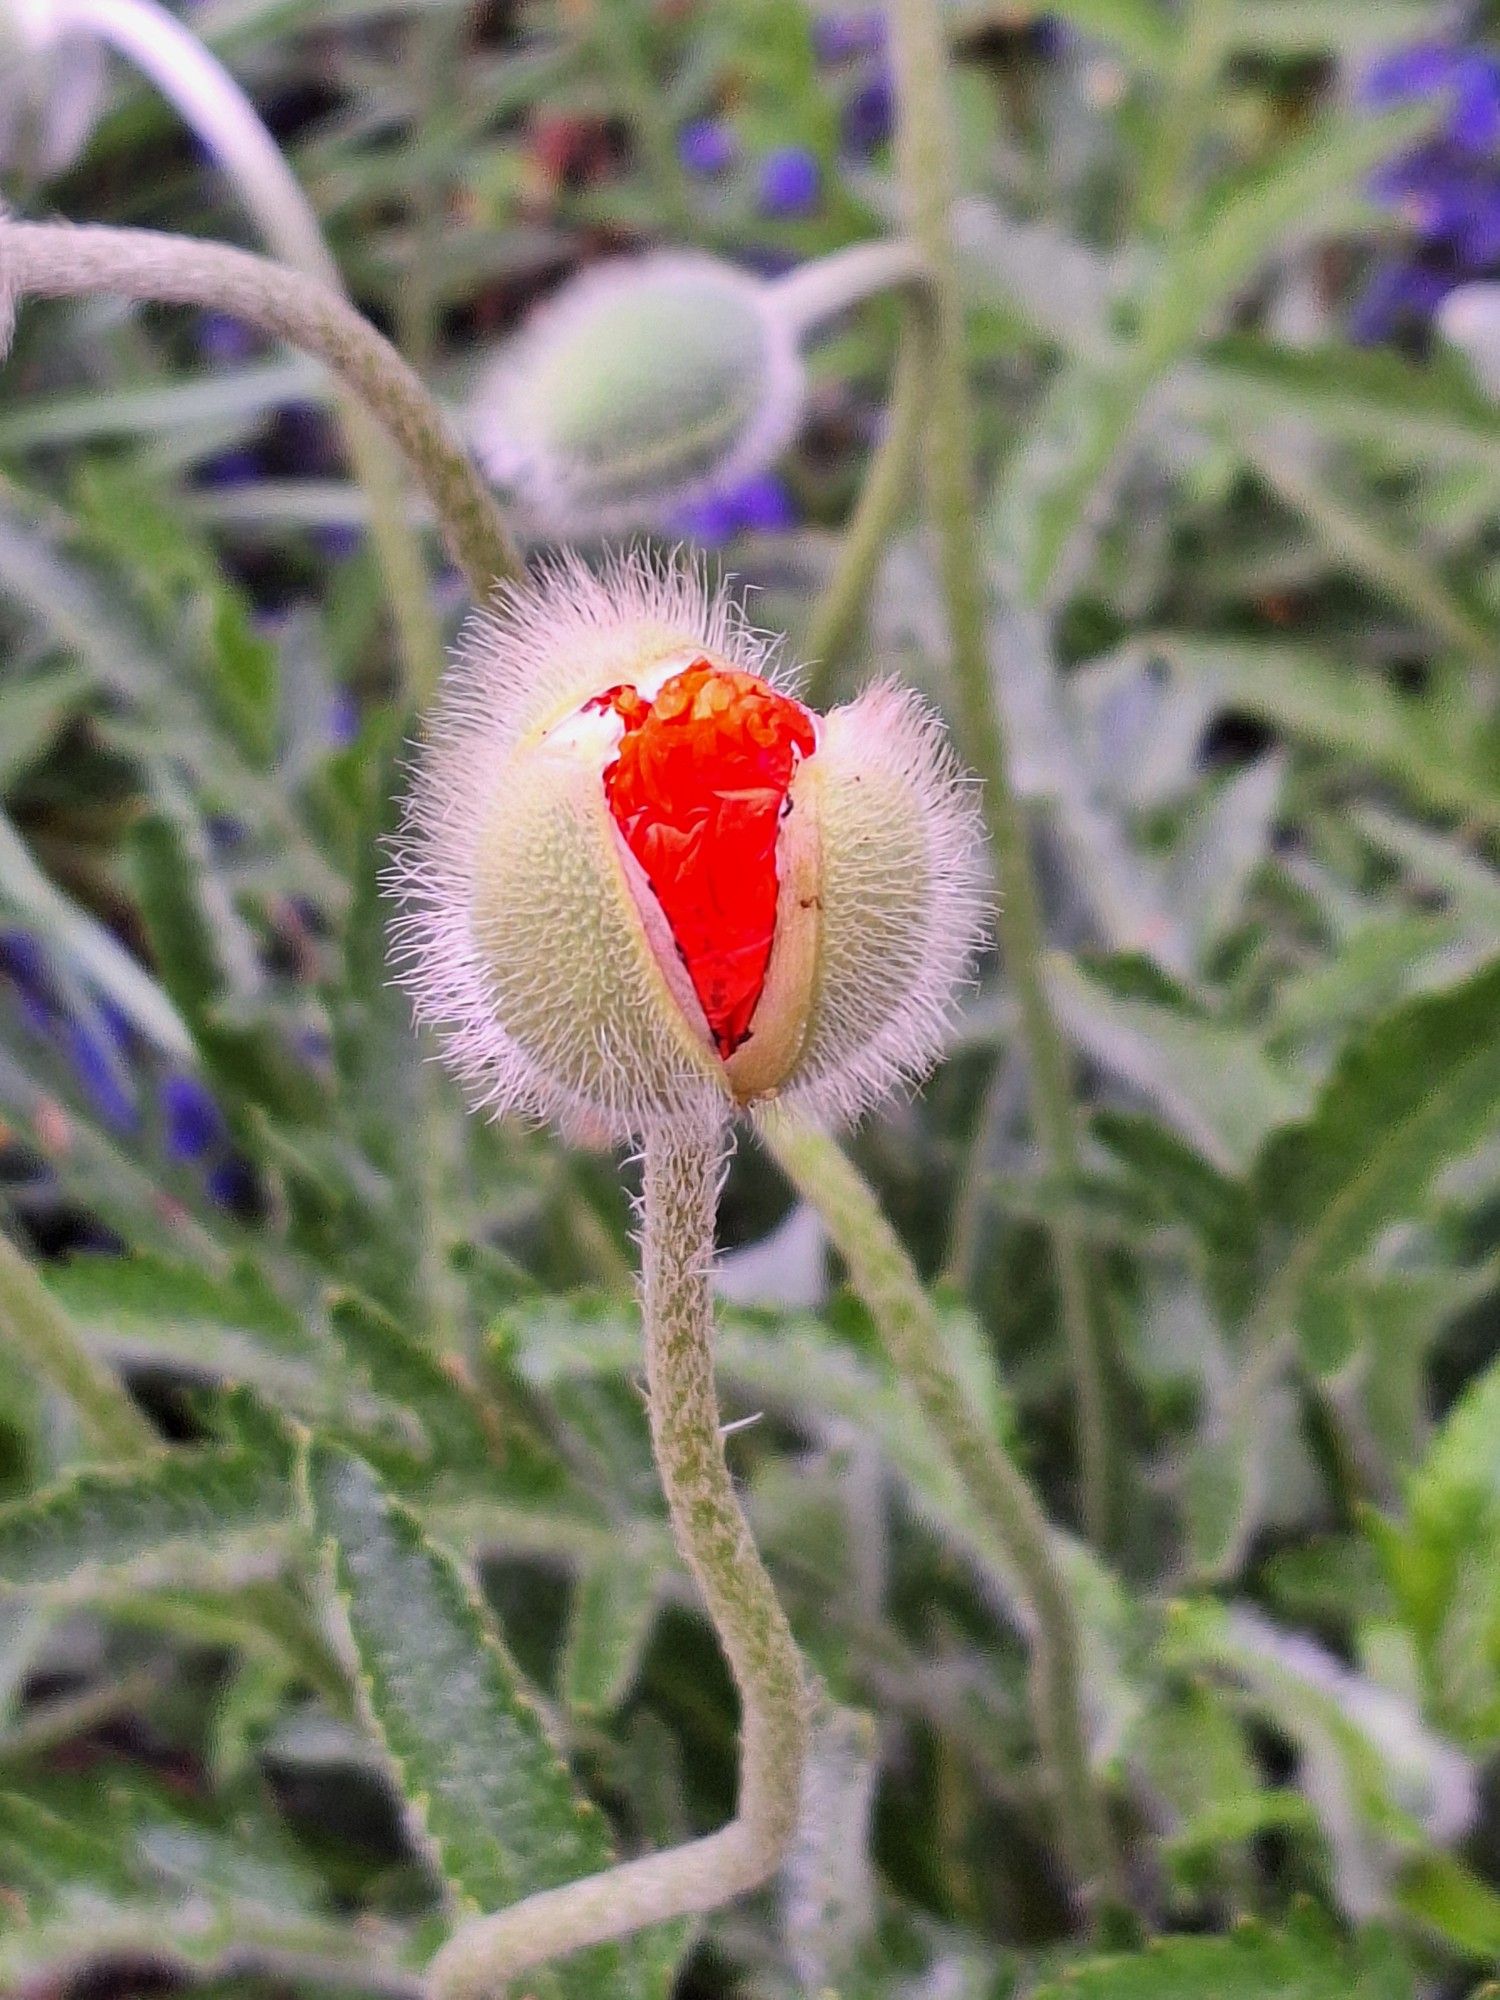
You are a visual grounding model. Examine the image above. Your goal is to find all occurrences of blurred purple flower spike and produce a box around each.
[0,930,55,1036]
[813,9,886,64]
[679,117,738,176]
[63,1021,139,1134]
[195,311,259,365]
[758,146,821,217]
[161,1073,225,1162]
[842,69,893,154]
[672,470,797,544]
[1362,41,1459,106]
[1349,260,1453,345]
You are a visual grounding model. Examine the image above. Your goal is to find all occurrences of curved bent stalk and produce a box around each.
[47,0,449,699]
[759,1108,1126,1926]
[0,221,521,597]
[428,1111,811,1996]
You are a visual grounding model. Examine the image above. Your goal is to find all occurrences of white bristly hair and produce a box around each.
[774,680,990,1130]
[389,549,988,1142]
[388,550,782,1139]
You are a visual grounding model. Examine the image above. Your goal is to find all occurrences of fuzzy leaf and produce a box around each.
[304,1445,666,1997]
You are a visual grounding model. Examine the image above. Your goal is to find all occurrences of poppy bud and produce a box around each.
[470,255,804,535]
[392,553,986,1141]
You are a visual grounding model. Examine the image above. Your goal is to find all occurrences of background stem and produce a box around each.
[58,0,449,703]
[885,0,1113,1548]
[428,1111,810,1995]
[801,298,932,706]
[0,221,522,599]
[759,1109,1124,1922]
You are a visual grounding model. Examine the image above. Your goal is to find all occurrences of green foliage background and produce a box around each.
[0,1,1497,1996]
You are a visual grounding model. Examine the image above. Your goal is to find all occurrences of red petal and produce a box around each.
[599,662,816,1058]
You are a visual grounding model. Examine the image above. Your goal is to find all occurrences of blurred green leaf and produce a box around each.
[1255,957,1500,1369]
[560,1551,661,1718]
[0,1420,297,1604]
[1031,1911,1415,1996]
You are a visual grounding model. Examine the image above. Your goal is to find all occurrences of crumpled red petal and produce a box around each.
[596,661,816,1058]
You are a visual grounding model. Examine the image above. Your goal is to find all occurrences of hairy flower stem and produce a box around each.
[428,1113,811,1996]
[0,1225,155,1458]
[772,238,927,337]
[885,0,1113,1549]
[0,221,522,598]
[759,1109,1124,1922]
[802,297,932,706]
[50,0,447,702]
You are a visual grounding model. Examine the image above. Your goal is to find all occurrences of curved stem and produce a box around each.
[770,238,927,339]
[428,1111,810,1996]
[54,0,449,702]
[0,1224,155,1457]
[801,296,932,706]
[758,1109,1124,1922]
[885,0,1113,1549]
[0,221,522,598]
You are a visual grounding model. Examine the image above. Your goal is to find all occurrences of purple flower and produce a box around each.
[196,312,258,366]
[160,1073,225,1162]
[97,999,135,1054]
[842,69,893,154]
[328,688,361,748]
[671,490,745,543]
[813,9,885,64]
[0,931,50,1000]
[672,471,798,544]
[0,931,55,1035]
[1362,39,1500,155]
[758,147,821,218]
[63,1022,138,1134]
[1451,53,1500,153]
[678,118,737,177]
[197,446,261,489]
[313,523,364,564]
[1348,259,1454,345]
[734,470,798,532]
[1362,41,1458,107]
[207,1155,259,1217]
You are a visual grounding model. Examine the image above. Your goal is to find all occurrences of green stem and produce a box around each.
[0,1225,156,1457]
[885,0,1113,1548]
[55,0,449,703]
[428,1111,810,1994]
[759,1109,1124,1921]
[1134,0,1229,236]
[0,221,522,598]
[802,299,932,707]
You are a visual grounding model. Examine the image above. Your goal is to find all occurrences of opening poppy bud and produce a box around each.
[392,553,986,1142]
[470,255,805,534]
